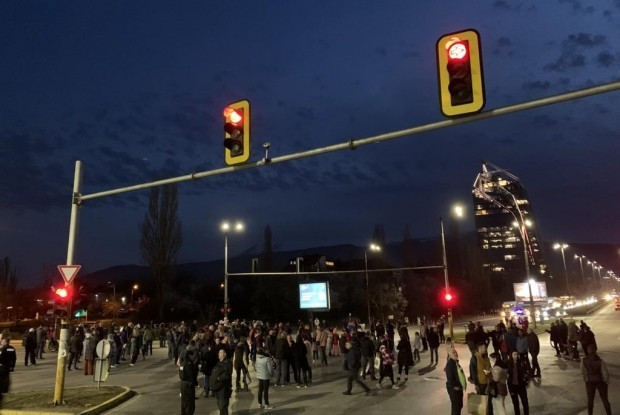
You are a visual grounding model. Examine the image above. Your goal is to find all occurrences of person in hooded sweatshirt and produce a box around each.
[255,347,275,409]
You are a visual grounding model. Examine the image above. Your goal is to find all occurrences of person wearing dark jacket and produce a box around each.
[507,350,531,415]
[342,340,371,395]
[67,329,82,370]
[24,329,37,366]
[546,321,561,356]
[0,338,16,403]
[294,335,310,387]
[359,332,376,380]
[559,318,569,355]
[445,347,466,415]
[274,332,289,386]
[427,327,440,365]
[233,337,251,392]
[200,342,218,397]
[396,332,414,381]
[527,329,541,378]
[179,342,199,415]
[581,344,611,415]
[210,349,233,415]
[580,326,597,356]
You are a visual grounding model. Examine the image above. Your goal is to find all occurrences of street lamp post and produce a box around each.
[553,243,570,295]
[364,243,381,328]
[574,255,586,283]
[221,221,244,319]
[131,284,139,305]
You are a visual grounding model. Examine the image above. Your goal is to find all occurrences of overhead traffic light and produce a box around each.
[436,29,485,117]
[223,99,251,166]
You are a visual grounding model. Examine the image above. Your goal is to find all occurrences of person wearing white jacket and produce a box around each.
[412,332,422,362]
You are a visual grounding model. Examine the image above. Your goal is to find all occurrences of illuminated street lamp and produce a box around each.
[553,243,570,295]
[365,243,382,326]
[221,220,245,318]
[131,284,139,305]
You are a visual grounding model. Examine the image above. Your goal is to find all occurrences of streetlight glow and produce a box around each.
[234,222,244,232]
[528,278,536,285]
[453,204,464,218]
[524,219,533,227]
[369,243,381,252]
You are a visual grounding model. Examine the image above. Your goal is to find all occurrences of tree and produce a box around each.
[261,225,273,272]
[370,282,408,322]
[102,298,122,318]
[0,257,18,308]
[140,184,182,320]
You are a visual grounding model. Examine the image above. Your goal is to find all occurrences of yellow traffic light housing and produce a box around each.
[436,29,485,117]
[223,99,251,165]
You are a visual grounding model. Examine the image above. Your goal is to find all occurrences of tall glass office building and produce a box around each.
[472,161,548,300]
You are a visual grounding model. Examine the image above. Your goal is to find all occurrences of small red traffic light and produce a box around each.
[56,288,68,298]
[447,42,468,60]
[223,107,243,124]
[445,293,453,302]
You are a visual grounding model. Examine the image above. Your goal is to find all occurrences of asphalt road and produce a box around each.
[7,302,619,414]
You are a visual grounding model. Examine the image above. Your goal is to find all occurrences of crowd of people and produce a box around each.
[446,317,611,415]
[0,313,613,415]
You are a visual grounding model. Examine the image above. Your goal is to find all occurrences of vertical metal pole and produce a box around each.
[224,235,229,318]
[561,247,569,295]
[54,160,82,406]
[579,257,585,283]
[440,218,453,339]
[365,250,371,328]
[522,223,536,328]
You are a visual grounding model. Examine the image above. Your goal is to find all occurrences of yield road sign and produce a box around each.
[58,265,81,285]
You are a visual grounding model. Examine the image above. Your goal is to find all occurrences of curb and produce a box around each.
[0,387,136,415]
[78,386,136,415]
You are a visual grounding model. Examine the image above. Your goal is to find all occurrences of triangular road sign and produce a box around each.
[58,265,81,285]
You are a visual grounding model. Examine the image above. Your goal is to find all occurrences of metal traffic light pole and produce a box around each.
[440,218,454,339]
[54,160,82,406]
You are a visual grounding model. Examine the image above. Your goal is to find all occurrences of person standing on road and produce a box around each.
[317,326,329,366]
[377,341,399,389]
[359,331,376,380]
[469,344,493,415]
[210,348,233,415]
[179,341,199,415]
[35,326,46,360]
[23,328,37,367]
[396,331,413,382]
[412,332,421,362]
[342,340,371,395]
[428,327,440,365]
[445,347,466,415]
[66,328,81,371]
[567,320,580,361]
[294,335,310,388]
[527,329,541,378]
[143,324,154,356]
[233,336,251,392]
[83,331,95,376]
[274,332,289,386]
[255,347,275,409]
[546,321,561,356]
[507,350,531,415]
[581,344,611,415]
[515,329,529,364]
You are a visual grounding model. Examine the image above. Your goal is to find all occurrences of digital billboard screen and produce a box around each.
[513,282,548,303]
[299,282,330,310]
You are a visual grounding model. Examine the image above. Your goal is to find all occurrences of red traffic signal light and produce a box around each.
[445,292,453,302]
[53,286,71,302]
[436,29,485,117]
[223,99,251,166]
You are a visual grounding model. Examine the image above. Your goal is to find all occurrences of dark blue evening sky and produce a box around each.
[1,1,619,285]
